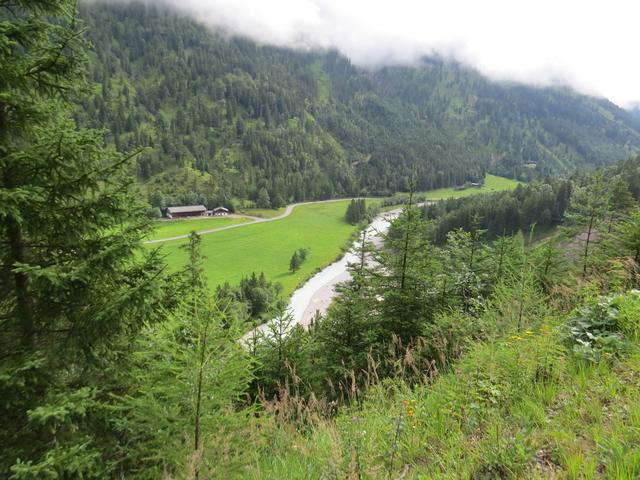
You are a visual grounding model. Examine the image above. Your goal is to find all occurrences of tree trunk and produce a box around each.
[582,215,594,278]
[6,217,34,348]
[2,132,35,349]
[399,190,414,290]
[194,301,209,456]
[194,330,206,452]
[516,272,526,331]
[359,230,366,273]
[496,244,505,283]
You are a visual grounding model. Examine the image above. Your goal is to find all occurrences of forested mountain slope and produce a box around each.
[78,2,640,208]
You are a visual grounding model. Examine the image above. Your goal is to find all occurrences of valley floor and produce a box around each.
[155,200,358,297]
[146,215,251,242]
[150,175,521,298]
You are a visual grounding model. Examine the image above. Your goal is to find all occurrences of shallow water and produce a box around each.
[243,209,400,341]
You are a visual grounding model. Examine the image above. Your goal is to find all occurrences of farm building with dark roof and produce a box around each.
[165,205,207,218]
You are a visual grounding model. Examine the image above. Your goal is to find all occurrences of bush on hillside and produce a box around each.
[562,292,637,362]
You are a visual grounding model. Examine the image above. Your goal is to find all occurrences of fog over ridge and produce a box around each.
[98,0,640,107]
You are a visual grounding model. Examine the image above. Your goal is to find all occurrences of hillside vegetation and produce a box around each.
[5,2,640,479]
[78,2,640,210]
[241,292,640,479]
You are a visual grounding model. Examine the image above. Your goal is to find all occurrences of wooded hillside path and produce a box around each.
[144,199,350,244]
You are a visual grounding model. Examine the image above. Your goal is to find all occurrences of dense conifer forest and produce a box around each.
[3,1,640,478]
[77,2,640,209]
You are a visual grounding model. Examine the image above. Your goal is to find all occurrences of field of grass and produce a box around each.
[236,207,287,219]
[152,175,520,295]
[420,174,521,200]
[148,216,251,241]
[155,201,357,296]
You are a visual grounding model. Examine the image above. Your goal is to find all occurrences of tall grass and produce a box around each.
[207,289,640,479]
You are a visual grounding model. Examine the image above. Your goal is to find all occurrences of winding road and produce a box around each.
[144,198,350,244]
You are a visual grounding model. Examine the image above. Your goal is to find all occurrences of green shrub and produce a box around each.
[562,293,635,362]
[147,206,162,219]
[612,290,640,341]
[422,310,483,368]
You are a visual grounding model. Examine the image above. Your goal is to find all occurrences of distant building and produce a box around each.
[165,205,207,219]
[211,206,229,216]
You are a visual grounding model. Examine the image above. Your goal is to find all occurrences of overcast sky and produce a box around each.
[138,0,639,107]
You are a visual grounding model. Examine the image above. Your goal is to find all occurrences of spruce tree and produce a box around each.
[0,2,163,475]
[315,233,378,390]
[374,183,437,342]
[251,307,306,399]
[565,173,612,277]
[345,199,356,224]
[257,187,271,209]
[445,223,491,313]
[345,198,367,225]
[289,251,301,272]
[531,238,568,293]
[114,233,253,478]
[614,209,640,266]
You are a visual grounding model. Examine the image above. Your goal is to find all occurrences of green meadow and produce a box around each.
[148,216,250,241]
[154,175,520,296]
[236,207,287,218]
[420,174,521,200]
[155,200,358,296]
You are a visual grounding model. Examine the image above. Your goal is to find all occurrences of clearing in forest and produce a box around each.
[154,174,520,296]
[156,201,357,296]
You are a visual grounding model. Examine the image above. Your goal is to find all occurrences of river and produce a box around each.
[243,208,401,341]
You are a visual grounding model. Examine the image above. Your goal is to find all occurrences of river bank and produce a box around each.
[243,208,401,341]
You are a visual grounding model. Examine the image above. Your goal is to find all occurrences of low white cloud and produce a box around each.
[111,0,640,107]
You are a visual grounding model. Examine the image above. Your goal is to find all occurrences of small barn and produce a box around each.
[212,206,229,216]
[165,205,207,219]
